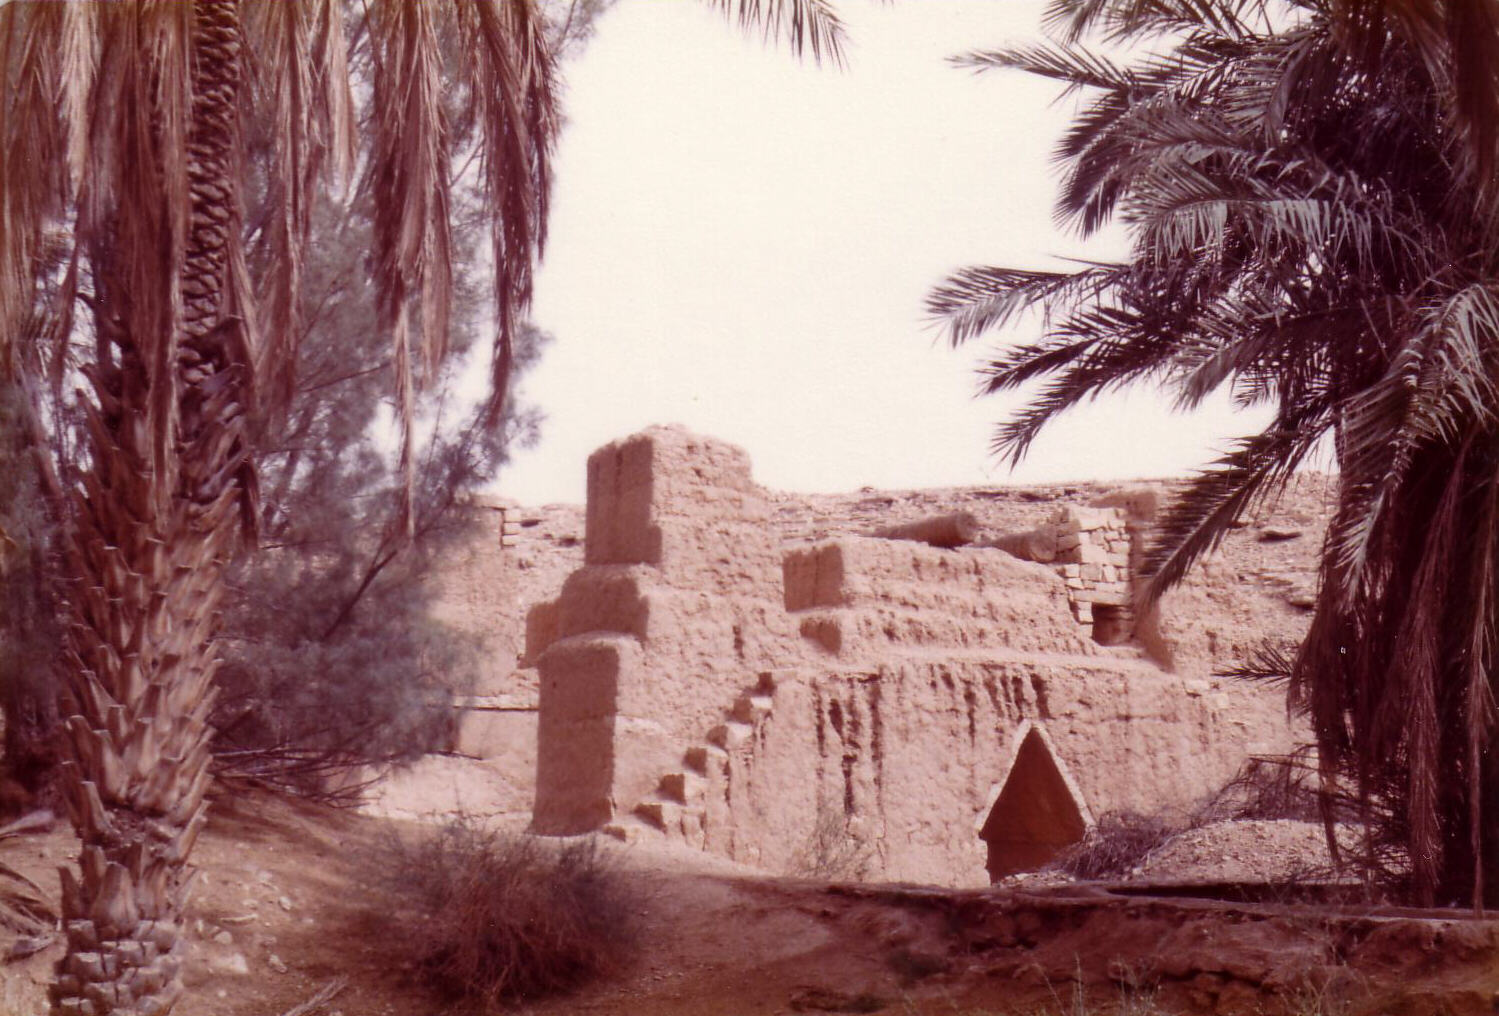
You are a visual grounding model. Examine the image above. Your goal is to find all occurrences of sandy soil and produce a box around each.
[4,792,1499,1016]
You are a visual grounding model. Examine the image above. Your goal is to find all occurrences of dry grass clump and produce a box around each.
[1048,812,1176,880]
[0,810,55,944]
[368,819,635,1006]
[1196,752,1324,824]
[1048,753,1357,886]
[789,797,876,880]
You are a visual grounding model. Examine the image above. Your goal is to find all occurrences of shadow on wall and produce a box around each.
[978,722,1093,882]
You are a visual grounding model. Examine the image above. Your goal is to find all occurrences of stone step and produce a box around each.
[633,799,683,831]
[657,771,705,804]
[730,694,774,724]
[707,720,754,750]
[601,820,650,844]
[684,744,728,775]
[634,798,707,838]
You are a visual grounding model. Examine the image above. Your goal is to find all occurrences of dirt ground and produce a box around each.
[4,792,1499,1016]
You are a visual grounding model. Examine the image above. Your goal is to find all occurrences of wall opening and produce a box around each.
[978,726,1089,882]
[1091,603,1131,646]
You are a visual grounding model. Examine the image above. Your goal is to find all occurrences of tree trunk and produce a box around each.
[51,3,251,1014]
[1480,744,1499,912]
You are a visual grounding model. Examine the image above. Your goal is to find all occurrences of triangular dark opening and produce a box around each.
[979,727,1088,882]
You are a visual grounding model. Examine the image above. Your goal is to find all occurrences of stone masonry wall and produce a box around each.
[1049,505,1133,635]
[699,655,1287,886]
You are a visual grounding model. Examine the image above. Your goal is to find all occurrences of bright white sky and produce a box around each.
[497,0,1272,505]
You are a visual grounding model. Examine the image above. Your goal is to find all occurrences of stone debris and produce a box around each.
[207,950,250,976]
[1129,819,1357,884]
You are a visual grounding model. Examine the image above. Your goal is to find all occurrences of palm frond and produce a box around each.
[1215,639,1297,688]
[1462,466,1499,908]
[983,304,1178,464]
[1057,86,1248,233]
[1388,447,1466,902]
[704,0,848,68]
[0,2,92,381]
[1140,418,1326,601]
[1329,0,1499,203]
[1164,293,1292,411]
[1043,0,1270,45]
[1331,285,1499,597]
[367,0,452,532]
[951,41,1138,95]
[245,0,357,412]
[87,1,194,497]
[925,264,1122,347]
[452,0,558,427]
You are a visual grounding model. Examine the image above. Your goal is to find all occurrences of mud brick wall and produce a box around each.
[521,426,1301,883]
[530,427,807,834]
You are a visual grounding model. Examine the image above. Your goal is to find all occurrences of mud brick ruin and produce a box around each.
[491,426,1299,887]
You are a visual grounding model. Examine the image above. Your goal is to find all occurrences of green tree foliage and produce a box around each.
[207,0,616,790]
[212,186,550,791]
[929,0,1499,907]
[0,0,603,797]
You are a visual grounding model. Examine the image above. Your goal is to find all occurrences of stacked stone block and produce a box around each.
[456,493,521,549]
[499,504,521,549]
[1049,506,1133,633]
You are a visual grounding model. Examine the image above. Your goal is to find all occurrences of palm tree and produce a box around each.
[929,0,1499,909]
[0,1,844,1012]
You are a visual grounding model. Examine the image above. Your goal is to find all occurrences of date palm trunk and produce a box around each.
[51,3,252,1013]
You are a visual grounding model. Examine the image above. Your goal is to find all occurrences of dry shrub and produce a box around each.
[369,819,635,1006]
[1195,751,1324,824]
[1048,811,1175,880]
[789,798,875,880]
